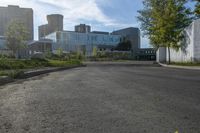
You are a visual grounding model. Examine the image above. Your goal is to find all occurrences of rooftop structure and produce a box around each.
[38,14,63,40]
[75,24,91,33]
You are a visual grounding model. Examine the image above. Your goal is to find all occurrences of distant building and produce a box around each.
[157,19,200,63]
[45,31,121,56]
[75,24,91,33]
[112,27,141,53]
[136,48,156,61]
[0,5,33,40]
[39,14,63,40]
[92,31,109,35]
[28,39,52,56]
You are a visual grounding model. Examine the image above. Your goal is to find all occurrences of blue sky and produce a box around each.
[0,0,195,48]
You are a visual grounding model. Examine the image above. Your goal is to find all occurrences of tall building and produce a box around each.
[38,14,63,40]
[75,24,91,33]
[112,27,140,53]
[0,5,33,40]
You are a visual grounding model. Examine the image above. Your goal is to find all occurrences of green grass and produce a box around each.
[171,62,200,66]
[48,59,82,67]
[0,58,82,77]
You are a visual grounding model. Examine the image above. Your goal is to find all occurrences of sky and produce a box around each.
[0,0,195,48]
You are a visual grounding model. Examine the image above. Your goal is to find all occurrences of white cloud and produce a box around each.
[0,0,150,48]
[0,0,121,39]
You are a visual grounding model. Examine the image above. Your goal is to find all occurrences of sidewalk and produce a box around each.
[159,63,200,70]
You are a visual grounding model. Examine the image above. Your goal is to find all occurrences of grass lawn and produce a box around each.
[0,58,82,78]
[171,62,200,66]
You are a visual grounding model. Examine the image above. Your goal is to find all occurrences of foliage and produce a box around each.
[92,46,97,57]
[0,58,49,70]
[171,62,200,66]
[89,51,133,61]
[115,38,132,51]
[48,59,81,67]
[56,48,63,59]
[0,58,82,71]
[5,20,29,56]
[137,0,192,63]
[0,70,24,78]
[193,0,200,18]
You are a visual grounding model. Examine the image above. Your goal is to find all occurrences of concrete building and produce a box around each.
[136,48,156,61]
[157,19,200,63]
[75,24,91,33]
[92,31,109,35]
[112,27,141,53]
[0,5,33,40]
[28,39,52,58]
[39,14,63,40]
[45,31,121,56]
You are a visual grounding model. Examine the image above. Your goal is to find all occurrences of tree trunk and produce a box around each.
[167,46,171,64]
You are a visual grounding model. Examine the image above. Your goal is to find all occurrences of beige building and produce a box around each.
[75,24,91,33]
[0,5,33,40]
[38,14,63,40]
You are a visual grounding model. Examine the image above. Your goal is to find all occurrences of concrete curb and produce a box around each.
[0,64,86,86]
[84,61,161,67]
[159,63,200,70]
[0,76,14,86]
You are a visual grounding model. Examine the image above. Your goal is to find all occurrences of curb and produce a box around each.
[0,64,86,86]
[0,76,14,86]
[17,64,86,79]
[84,61,161,67]
[159,63,200,70]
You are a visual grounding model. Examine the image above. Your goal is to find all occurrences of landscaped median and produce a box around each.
[0,58,85,86]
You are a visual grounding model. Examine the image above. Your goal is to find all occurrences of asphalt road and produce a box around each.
[0,62,200,133]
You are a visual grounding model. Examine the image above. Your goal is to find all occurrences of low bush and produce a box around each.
[48,59,81,67]
[0,58,82,71]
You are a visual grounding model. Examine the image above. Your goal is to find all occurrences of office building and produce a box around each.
[112,27,141,53]
[45,31,121,56]
[39,14,63,40]
[75,24,91,33]
[0,5,33,40]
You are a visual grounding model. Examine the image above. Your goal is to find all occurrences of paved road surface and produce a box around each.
[0,62,200,133]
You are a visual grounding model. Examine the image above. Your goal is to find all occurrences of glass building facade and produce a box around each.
[45,31,121,56]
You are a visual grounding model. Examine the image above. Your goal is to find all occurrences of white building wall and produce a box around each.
[165,19,200,63]
[193,19,200,62]
[156,47,166,63]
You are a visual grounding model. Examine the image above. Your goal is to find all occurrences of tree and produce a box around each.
[92,46,97,57]
[138,0,192,63]
[115,38,132,51]
[193,0,200,18]
[5,20,29,57]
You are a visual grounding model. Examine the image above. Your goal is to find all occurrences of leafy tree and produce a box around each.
[115,38,132,51]
[138,0,192,63]
[5,20,29,57]
[57,48,63,60]
[193,0,200,18]
[92,46,97,57]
